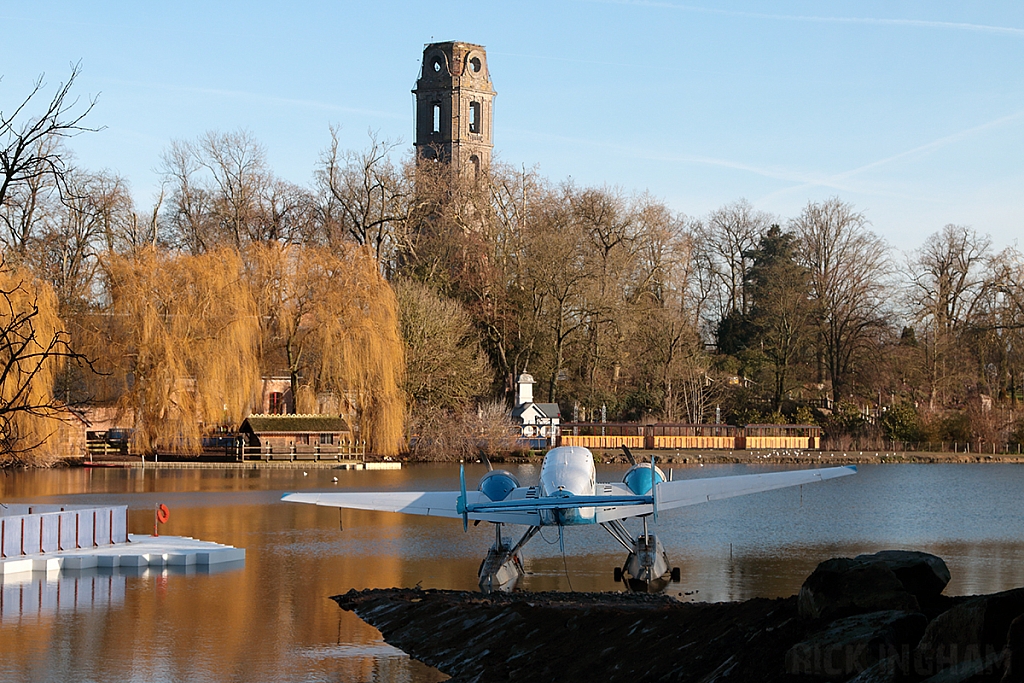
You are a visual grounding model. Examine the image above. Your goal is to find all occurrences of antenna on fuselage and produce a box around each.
[651,455,659,524]
[458,465,469,532]
[621,444,637,466]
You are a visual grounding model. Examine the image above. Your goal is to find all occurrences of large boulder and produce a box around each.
[785,610,928,680]
[855,550,951,604]
[914,587,1024,678]
[799,558,921,620]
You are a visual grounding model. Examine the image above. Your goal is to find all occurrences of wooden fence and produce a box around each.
[558,423,822,450]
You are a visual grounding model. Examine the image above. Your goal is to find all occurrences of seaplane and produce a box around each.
[282,445,855,592]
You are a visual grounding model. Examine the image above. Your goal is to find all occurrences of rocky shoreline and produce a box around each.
[333,551,1024,682]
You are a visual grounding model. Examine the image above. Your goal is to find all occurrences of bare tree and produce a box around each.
[159,130,307,251]
[160,138,213,253]
[396,278,491,412]
[199,130,274,245]
[408,400,518,462]
[969,247,1024,408]
[479,163,544,399]
[908,224,993,409]
[569,186,638,392]
[0,135,61,256]
[0,63,98,213]
[700,199,775,319]
[793,198,890,404]
[31,170,135,314]
[523,194,593,402]
[316,128,411,272]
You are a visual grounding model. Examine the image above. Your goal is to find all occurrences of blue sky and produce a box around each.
[3,1,1022,252]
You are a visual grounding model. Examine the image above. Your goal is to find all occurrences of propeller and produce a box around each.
[479,448,494,472]
[621,444,637,466]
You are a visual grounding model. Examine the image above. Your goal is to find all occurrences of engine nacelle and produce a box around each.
[623,463,666,495]
[478,470,521,501]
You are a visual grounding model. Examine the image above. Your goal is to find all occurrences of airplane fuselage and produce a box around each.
[538,446,597,526]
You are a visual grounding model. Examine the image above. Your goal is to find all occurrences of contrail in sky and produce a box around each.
[757,107,1024,202]
[597,0,1024,38]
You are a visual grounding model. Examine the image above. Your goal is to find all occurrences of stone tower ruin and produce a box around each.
[413,41,495,178]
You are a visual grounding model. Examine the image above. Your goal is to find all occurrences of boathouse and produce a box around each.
[239,414,354,458]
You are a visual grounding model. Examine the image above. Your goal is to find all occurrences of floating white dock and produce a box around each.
[1,505,243,578]
[0,534,244,578]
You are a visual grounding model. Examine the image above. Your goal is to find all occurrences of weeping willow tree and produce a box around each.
[99,247,261,454]
[247,242,405,456]
[0,261,82,465]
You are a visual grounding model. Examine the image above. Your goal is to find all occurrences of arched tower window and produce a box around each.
[469,101,481,134]
[432,104,441,134]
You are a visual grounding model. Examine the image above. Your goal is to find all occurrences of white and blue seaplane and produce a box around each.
[282,446,855,592]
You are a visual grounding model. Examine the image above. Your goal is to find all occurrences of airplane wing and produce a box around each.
[595,464,857,522]
[281,490,542,525]
[283,465,855,526]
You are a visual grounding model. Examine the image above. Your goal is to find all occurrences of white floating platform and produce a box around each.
[0,534,244,578]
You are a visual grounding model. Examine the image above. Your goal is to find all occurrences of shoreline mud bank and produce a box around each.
[334,551,1024,682]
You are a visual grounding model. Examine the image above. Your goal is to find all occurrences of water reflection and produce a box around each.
[0,463,1022,682]
[2,572,125,622]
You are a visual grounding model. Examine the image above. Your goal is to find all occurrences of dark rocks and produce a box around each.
[914,588,1024,676]
[855,551,951,604]
[331,552,1022,683]
[334,588,809,683]
[786,610,928,679]
[799,558,921,620]
[799,551,952,621]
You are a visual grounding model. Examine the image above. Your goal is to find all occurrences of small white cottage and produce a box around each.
[510,373,560,446]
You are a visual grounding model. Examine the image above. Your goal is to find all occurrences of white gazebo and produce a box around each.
[510,373,560,446]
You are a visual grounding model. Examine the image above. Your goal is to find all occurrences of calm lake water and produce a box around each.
[1,463,1023,682]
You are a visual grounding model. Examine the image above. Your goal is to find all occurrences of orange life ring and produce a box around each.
[157,504,170,524]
